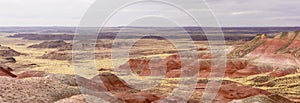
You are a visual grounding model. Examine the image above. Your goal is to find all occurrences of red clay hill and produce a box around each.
[119,30,300,78]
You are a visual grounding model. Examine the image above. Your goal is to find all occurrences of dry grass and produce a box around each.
[0,35,194,78]
[1,34,299,102]
[0,34,74,74]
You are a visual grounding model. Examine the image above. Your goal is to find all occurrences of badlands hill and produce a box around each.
[117,30,300,102]
[229,30,300,58]
[120,31,300,78]
[0,29,299,102]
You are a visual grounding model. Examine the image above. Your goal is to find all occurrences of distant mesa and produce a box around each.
[27,40,73,60]
[7,33,74,40]
[6,27,284,41]
[28,40,71,49]
[38,40,115,61]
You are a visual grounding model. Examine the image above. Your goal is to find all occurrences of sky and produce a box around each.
[0,0,299,27]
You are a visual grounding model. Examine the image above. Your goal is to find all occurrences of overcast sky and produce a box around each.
[0,0,299,27]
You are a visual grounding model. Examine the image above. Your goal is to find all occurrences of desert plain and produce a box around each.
[0,27,299,103]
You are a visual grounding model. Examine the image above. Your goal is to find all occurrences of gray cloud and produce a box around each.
[0,0,299,26]
[206,0,300,26]
[0,0,93,26]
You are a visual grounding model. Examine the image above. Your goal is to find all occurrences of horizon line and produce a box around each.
[0,25,300,28]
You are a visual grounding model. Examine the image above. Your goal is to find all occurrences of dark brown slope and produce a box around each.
[0,64,17,77]
[0,45,22,57]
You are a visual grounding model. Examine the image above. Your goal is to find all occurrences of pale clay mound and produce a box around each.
[55,94,107,103]
[0,76,81,103]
